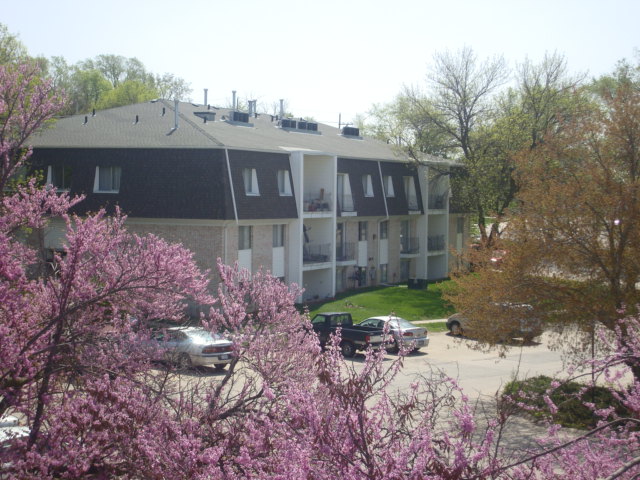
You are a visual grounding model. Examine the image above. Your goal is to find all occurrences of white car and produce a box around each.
[359,316,429,353]
[152,327,233,371]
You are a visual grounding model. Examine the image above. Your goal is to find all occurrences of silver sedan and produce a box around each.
[359,316,429,353]
[152,327,233,371]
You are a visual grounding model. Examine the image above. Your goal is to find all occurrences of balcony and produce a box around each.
[428,193,447,210]
[303,243,331,264]
[304,192,332,213]
[335,242,356,262]
[428,235,446,251]
[400,237,420,254]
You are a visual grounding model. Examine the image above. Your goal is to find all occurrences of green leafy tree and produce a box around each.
[153,72,192,100]
[446,62,640,367]
[69,68,112,113]
[96,79,158,109]
[0,23,28,65]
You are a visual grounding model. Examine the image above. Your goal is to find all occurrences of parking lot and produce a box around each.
[365,330,568,398]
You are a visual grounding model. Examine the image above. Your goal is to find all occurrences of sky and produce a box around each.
[3,0,639,126]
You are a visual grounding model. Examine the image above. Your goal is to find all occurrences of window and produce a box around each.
[457,217,465,234]
[238,226,252,250]
[362,174,373,197]
[404,176,418,210]
[383,175,394,197]
[379,221,388,240]
[277,170,292,196]
[47,165,72,191]
[358,221,368,241]
[379,264,388,283]
[273,224,285,247]
[243,168,259,195]
[94,166,121,193]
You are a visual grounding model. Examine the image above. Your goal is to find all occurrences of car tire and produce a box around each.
[177,353,192,370]
[388,340,400,354]
[449,321,462,336]
[214,363,227,372]
[340,341,356,358]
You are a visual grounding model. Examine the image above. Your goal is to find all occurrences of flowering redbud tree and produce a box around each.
[2,61,639,479]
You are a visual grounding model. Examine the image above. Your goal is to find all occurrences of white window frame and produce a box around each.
[383,175,394,197]
[277,170,292,196]
[243,168,260,196]
[363,174,373,197]
[93,166,121,193]
[238,226,252,250]
[404,176,418,208]
[47,165,72,191]
[379,220,388,240]
[273,224,285,247]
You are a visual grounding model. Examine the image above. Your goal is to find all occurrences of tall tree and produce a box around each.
[400,47,510,245]
[96,79,158,109]
[446,62,640,360]
[0,23,28,65]
[0,63,65,192]
[153,72,192,100]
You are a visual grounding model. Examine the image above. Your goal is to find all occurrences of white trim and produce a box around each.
[363,174,373,197]
[225,148,238,223]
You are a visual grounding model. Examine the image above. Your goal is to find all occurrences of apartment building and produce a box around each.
[30,98,463,302]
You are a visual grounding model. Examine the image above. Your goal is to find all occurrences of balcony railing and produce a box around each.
[400,237,420,254]
[304,192,332,212]
[428,193,447,210]
[428,235,446,251]
[303,243,331,264]
[337,194,355,213]
[335,242,356,262]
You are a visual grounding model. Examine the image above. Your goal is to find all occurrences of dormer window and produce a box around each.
[404,176,418,210]
[243,168,260,195]
[383,175,395,197]
[363,174,374,197]
[277,170,292,196]
[94,166,121,193]
[47,165,72,191]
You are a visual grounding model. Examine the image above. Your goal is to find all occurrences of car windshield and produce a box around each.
[388,317,414,329]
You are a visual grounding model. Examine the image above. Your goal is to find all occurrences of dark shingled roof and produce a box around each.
[31,99,412,161]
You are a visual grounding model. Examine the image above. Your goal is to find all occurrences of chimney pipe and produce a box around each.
[279,99,284,119]
[232,90,237,111]
[204,88,208,106]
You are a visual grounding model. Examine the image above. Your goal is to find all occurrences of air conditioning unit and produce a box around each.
[342,126,360,137]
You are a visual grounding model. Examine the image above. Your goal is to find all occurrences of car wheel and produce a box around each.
[340,341,356,358]
[449,321,462,336]
[177,353,192,370]
[214,363,227,372]
[388,340,400,354]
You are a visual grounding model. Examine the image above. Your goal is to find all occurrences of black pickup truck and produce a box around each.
[310,312,388,357]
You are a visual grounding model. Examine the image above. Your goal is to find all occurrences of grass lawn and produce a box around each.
[301,281,455,325]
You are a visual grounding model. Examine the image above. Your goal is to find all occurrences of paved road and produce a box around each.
[364,331,569,398]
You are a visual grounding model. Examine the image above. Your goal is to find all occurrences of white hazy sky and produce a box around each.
[3,0,638,126]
